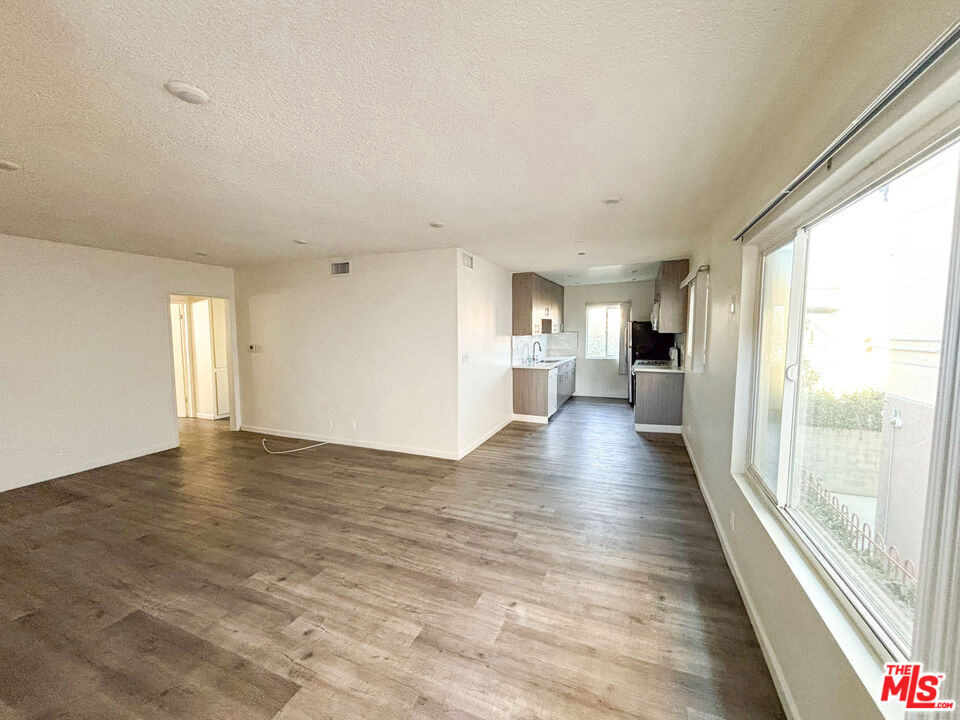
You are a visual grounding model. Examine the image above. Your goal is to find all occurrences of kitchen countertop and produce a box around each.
[512,356,577,370]
[632,362,684,374]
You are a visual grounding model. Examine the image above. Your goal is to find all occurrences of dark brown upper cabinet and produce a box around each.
[652,259,689,334]
[512,272,564,335]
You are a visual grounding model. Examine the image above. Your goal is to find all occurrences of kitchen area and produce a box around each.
[511,259,695,432]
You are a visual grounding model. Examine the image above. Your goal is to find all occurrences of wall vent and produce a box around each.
[462,252,474,269]
[330,261,351,276]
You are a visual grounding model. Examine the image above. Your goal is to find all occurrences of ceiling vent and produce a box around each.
[331,261,351,276]
[462,252,474,269]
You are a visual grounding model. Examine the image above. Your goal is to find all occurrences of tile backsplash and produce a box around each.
[512,332,578,364]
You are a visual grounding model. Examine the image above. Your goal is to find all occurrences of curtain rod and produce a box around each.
[731,18,960,244]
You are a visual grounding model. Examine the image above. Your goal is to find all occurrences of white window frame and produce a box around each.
[743,139,960,661]
[682,268,709,373]
[584,303,621,360]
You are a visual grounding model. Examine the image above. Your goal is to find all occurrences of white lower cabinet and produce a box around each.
[547,369,559,416]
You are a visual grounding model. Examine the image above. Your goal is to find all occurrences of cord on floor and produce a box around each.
[261,438,328,455]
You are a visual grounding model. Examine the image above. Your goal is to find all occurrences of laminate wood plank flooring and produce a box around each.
[0,398,784,719]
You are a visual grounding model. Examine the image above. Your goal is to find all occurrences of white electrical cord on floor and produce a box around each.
[261,438,328,455]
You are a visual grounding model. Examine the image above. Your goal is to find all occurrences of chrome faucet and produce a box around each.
[532,341,542,363]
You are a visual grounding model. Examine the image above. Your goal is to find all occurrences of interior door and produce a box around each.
[211,298,231,417]
[169,303,191,417]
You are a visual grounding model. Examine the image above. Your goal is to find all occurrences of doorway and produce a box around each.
[169,296,232,422]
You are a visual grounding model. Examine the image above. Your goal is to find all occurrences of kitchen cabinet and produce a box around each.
[633,370,684,429]
[651,259,689,333]
[513,358,576,419]
[557,359,576,406]
[513,272,564,335]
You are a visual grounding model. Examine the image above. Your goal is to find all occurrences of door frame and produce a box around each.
[164,291,242,438]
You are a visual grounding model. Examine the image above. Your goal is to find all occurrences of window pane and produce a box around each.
[606,306,621,358]
[788,142,959,646]
[586,306,607,358]
[752,242,794,494]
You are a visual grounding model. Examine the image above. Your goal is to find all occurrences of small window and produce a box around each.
[586,304,621,359]
[684,270,709,373]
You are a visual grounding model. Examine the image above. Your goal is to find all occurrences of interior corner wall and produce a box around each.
[456,249,513,458]
[0,233,236,493]
[235,247,460,459]
[563,280,655,398]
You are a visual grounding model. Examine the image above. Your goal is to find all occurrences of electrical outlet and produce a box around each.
[58,442,67,456]
[730,510,736,533]
[351,420,358,432]
[328,419,334,429]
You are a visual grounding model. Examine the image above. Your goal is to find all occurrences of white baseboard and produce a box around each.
[512,413,548,424]
[196,413,230,420]
[241,424,459,460]
[457,416,512,460]
[680,431,801,720]
[5,440,179,493]
[634,423,682,434]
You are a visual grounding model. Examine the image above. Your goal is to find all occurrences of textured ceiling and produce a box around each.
[540,262,660,286]
[1,0,864,269]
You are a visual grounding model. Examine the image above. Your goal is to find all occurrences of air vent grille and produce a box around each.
[462,253,474,269]
[331,261,351,276]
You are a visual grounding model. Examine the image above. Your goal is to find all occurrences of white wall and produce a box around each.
[0,233,236,492]
[562,280,655,398]
[235,248,461,459]
[456,250,513,457]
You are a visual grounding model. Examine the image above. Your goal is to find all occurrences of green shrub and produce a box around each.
[803,388,883,431]
[799,362,883,431]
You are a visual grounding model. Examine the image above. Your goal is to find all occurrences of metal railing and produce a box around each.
[800,471,917,589]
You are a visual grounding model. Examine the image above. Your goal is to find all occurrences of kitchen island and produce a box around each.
[633,361,684,433]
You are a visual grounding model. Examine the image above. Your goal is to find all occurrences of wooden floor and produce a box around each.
[0,398,784,719]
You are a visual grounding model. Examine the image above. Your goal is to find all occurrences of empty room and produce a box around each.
[3,2,960,719]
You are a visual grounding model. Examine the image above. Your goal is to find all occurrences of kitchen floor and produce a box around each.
[0,399,783,719]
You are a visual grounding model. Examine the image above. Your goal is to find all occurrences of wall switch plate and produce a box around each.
[462,354,469,364]
[351,420,358,431]
[328,419,334,429]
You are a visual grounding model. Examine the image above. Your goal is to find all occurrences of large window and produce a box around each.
[748,141,960,652]
[586,304,621,359]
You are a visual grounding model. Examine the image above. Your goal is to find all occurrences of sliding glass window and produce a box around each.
[748,141,960,651]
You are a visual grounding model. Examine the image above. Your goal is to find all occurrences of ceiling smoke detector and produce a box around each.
[194,251,208,257]
[293,239,310,245]
[429,222,445,228]
[165,80,210,105]
[602,196,622,204]
[0,159,23,172]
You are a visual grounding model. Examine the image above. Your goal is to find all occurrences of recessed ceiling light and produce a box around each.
[293,239,310,245]
[0,159,23,172]
[165,80,210,105]
[429,222,445,228]
[602,196,622,204]
[194,251,208,257]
